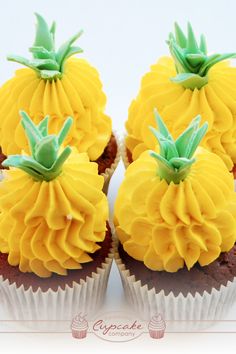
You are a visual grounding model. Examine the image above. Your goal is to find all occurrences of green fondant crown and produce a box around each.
[7,13,83,80]
[149,110,208,184]
[167,22,236,89]
[2,111,73,181]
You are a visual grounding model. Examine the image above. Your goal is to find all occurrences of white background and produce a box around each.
[0,0,236,353]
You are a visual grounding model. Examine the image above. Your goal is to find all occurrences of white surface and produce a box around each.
[0,0,236,352]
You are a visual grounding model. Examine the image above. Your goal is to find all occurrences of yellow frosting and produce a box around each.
[114,148,236,272]
[0,152,108,277]
[126,57,236,170]
[0,58,112,160]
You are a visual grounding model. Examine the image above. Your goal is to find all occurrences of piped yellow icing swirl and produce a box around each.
[0,152,108,277]
[114,148,236,272]
[0,58,111,160]
[126,57,236,170]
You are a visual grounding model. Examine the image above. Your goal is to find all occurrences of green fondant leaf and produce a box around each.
[7,55,41,74]
[185,53,205,67]
[7,111,73,181]
[154,109,173,140]
[170,73,208,90]
[29,58,60,70]
[167,22,236,89]
[56,30,83,69]
[169,41,193,73]
[186,122,208,158]
[40,70,62,79]
[50,21,56,45]
[38,115,49,136]
[50,146,72,173]
[175,115,201,156]
[149,111,208,184]
[186,22,199,53]
[199,53,236,76]
[199,34,207,54]
[34,135,58,168]
[7,14,83,80]
[170,157,195,169]
[29,46,56,60]
[149,151,174,170]
[20,110,42,157]
[58,117,73,146]
[34,13,54,52]
[174,22,187,48]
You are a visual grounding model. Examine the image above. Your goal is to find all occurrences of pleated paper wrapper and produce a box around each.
[0,234,115,330]
[121,136,130,169]
[102,131,121,194]
[115,244,236,331]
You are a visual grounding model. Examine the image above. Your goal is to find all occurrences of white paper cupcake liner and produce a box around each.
[0,170,4,181]
[121,136,130,169]
[102,131,121,194]
[0,231,115,329]
[114,242,236,331]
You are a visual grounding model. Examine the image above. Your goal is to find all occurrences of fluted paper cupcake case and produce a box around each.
[121,136,130,169]
[101,131,121,194]
[114,241,236,331]
[0,231,115,329]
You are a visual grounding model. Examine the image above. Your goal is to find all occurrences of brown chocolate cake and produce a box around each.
[118,242,236,297]
[96,134,118,174]
[0,147,7,169]
[126,147,133,165]
[232,165,236,179]
[0,224,112,293]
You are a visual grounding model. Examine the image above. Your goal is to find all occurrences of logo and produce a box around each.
[71,313,88,339]
[148,314,166,339]
[71,311,166,342]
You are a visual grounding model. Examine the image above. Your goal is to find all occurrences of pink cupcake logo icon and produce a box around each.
[71,313,88,339]
[148,314,166,339]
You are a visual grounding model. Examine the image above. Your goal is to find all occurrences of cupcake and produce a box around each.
[0,13,120,193]
[115,110,236,328]
[124,22,236,175]
[0,111,113,323]
[148,314,166,339]
[71,313,88,339]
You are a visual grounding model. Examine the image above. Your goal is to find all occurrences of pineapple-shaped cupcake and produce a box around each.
[0,14,119,190]
[125,22,236,173]
[0,112,113,321]
[115,111,236,323]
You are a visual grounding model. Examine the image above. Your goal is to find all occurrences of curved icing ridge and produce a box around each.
[114,149,236,272]
[126,56,236,170]
[0,152,108,277]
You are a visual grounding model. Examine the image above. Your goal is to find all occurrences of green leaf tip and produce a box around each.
[167,22,236,89]
[149,109,208,184]
[7,13,84,80]
[2,111,73,181]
